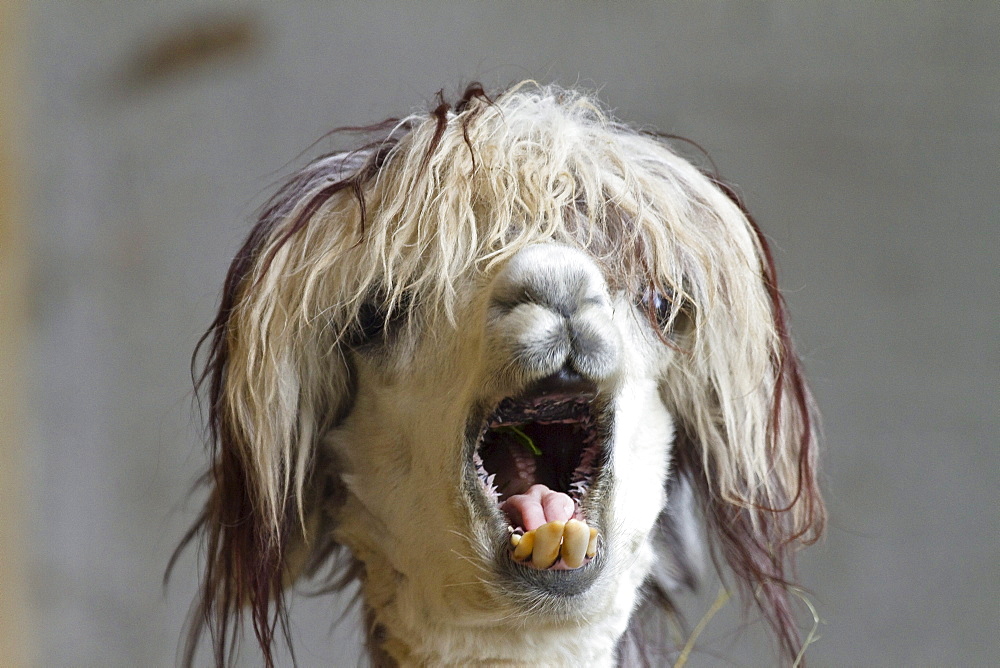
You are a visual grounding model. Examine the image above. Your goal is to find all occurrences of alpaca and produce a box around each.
[177,82,824,666]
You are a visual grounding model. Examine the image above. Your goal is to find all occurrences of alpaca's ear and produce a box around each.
[180,150,376,666]
[654,173,824,660]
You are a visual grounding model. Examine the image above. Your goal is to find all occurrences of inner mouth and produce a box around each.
[473,391,605,570]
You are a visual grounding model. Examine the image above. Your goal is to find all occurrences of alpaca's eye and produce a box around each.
[354,301,390,342]
[349,294,410,346]
[640,285,675,330]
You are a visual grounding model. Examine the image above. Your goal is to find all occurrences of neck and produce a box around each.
[352,546,650,666]
[367,596,628,666]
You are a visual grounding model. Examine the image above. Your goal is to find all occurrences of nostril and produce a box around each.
[526,367,598,399]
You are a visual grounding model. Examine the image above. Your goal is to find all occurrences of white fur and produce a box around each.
[189,83,822,667]
[326,244,673,665]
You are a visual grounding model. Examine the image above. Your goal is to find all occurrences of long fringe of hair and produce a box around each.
[174,81,824,666]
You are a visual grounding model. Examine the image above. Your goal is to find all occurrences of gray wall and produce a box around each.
[25,1,997,665]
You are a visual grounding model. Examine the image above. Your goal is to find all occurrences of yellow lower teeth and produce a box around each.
[512,530,535,561]
[531,521,565,569]
[560,519,589,568]
[509,520,598,569]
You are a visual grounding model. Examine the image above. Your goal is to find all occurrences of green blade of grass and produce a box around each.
[498,425,541,455]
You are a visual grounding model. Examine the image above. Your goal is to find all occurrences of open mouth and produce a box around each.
[473,383,608,571]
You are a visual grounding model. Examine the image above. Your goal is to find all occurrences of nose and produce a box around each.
[486,244,621,386]
[489,244,606,319]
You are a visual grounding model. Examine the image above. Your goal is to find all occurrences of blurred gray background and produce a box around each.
[11,1,997,666]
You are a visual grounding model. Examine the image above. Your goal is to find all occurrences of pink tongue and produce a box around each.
[500,484,575,531]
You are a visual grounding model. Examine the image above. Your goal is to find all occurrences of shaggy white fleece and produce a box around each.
[180,82,823,667]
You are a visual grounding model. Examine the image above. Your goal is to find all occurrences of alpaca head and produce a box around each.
[181,82,823,666]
